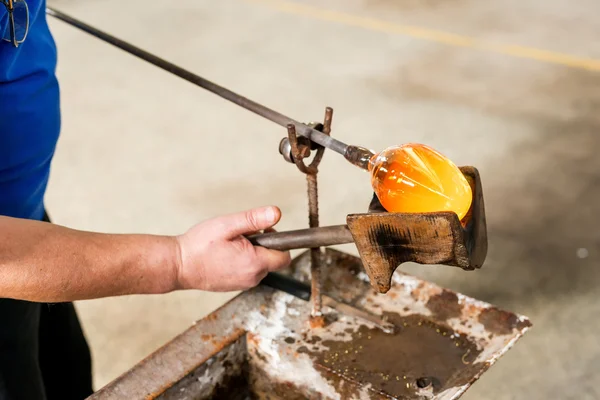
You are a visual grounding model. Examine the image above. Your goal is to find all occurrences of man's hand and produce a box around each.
[0,206,291,302]
[175,206,291,292]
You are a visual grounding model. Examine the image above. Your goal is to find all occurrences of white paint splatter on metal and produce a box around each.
[89,249,531,400]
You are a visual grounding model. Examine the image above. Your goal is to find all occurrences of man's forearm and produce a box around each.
[0,216,179,302]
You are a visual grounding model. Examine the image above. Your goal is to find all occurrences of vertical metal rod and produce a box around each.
[307,173,322,316]
[307,107,333,318]
[323,107,333,136]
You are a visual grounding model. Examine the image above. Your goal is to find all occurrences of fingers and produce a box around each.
[216,206,282,239]
[254,247,292,273]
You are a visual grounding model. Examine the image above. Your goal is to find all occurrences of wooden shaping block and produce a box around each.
[347,166,487,293]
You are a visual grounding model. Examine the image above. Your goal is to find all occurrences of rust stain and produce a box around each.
[462,303,482,317]
[141,327,246,399]
[205,313,219,321]
[246,332,260,346]
[208,328,247,355]
[201,334,215,341]
[411,282,427,300]
[426,290,463,320]
[309,315,327,329]
[478,307,532,335]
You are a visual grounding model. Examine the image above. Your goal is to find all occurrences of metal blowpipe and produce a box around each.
[45,7,356,158]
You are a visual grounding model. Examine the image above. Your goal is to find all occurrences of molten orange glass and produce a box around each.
[368,143,472,220]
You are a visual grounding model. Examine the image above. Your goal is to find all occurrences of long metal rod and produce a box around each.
[246,225,353,251]
[307,171,322,317]
[45,7,349,155]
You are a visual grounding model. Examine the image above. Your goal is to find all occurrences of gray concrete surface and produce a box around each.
[44,0,599,398]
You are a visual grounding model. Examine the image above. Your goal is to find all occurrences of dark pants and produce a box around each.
[0,212,94,400]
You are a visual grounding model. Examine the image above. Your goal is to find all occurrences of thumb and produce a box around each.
[219,206,281,238]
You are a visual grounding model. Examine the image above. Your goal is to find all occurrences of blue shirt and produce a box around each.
[0,0,60,220]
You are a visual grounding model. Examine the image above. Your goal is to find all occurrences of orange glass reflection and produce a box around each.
[368,143,472,220]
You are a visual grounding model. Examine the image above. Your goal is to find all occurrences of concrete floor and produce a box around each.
[44,0,599,398]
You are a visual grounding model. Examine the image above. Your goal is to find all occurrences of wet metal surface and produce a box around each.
[305,314,482,398]
[89,249,530,399]
[246,250,530,399]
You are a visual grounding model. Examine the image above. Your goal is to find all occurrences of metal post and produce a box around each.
[307,107,332,321]
[307,173,322,317]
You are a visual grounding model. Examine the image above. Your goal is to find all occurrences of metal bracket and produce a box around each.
[277,107,334,322]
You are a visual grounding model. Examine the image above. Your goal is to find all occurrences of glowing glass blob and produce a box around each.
[367,143,472,220]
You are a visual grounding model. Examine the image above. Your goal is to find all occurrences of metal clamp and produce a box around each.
[279,107,333,174]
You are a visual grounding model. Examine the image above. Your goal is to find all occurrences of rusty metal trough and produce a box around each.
[88,250,530,400]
